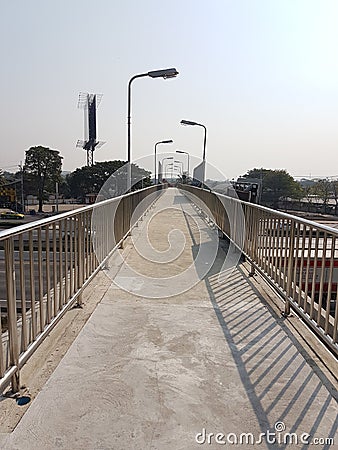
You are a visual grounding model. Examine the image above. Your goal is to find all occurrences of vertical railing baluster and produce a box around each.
[275,218,282,286]
[297,224,307,308]
[29,230,37,340]
[317,232,327,327]
[270,217,277,279]
[74,217,78,293]
[45,225,51,325]
[85,212,90,279]
[303,227,313,315]
[37,228,44,332]
[77,214,84,306]
[69,218,74,297]
[310,230,320,321]
[19,234,27,352]
[333,286,338,343]
[292,222,300,301]
[284,220,295,316]
[281,220,289,292]
[262,212,269,273]
[59,221,63,308]
[53,222,58,317]
[267,215,274,278]
[4,237,20,392]
[64,219,69,303]
[325,235,335,334]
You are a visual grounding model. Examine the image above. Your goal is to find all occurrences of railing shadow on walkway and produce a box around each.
[181,202,337,449]
[204,251,337,450]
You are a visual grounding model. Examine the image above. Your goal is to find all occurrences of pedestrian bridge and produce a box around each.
[0,186,337,449]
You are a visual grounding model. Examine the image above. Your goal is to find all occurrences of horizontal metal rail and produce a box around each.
[0,185,166,393]
[180,184,338,356]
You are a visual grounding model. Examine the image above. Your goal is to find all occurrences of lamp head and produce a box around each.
[148,68,179,79]
[180,119,197,126]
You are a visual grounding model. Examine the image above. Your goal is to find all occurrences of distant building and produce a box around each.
[26,195,38,205]
[85,193,97,204]
[47,194,65,204]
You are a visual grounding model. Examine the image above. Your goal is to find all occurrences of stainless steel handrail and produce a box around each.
[179,185,338,356]
[0,185,166,393]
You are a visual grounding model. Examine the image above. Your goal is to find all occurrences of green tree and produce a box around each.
[313,179,332,213]
[302,184,315,212]
[66,161,151,200]
[331,180,338,215]
[24,146,63,212]
[58,173,71,198]
[0,169,5,186]
[242,168,302,208]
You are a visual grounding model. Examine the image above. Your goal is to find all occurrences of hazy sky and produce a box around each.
[2,0,338,180]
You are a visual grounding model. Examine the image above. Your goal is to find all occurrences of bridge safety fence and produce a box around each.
[179,184,338,357]
[0,184,165,393]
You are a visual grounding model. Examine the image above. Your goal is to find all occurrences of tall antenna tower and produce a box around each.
[77,92,105,166]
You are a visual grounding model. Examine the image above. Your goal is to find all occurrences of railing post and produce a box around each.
[249,262,256,277]
[77,215,84,306]
[4,238,20,393]
[284,220,295,316]
[249,207,258,276]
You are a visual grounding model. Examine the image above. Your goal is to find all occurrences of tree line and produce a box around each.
[242,168,338,213]
[1,146,338,214]
[1,146,151,212]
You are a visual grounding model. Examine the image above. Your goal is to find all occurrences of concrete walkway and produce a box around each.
[2,189,337,449]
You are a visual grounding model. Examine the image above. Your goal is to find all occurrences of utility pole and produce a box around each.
[19,162,24,213]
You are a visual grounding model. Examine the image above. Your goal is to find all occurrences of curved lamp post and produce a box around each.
[165,163,181,179]
[154,140,173,184]
[174,160,183,176]
[167,163,174,178]
[164,162,173,179]
[176,150,190,178]
[161,156,174,180]
[180,119,207,185]
[126,68,178,191]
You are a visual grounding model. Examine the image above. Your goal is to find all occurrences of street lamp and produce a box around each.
[154,140,173,184]
[126,68,179,190]
[176,150,190,178]
[161,156,174,179]
[18,162,25,212]
[180,119,207,185]
[174,160,183,175]
[166,163,174,178]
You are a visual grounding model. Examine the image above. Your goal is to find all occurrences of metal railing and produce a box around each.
[0,185,165,393]
[180,185,338,356]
